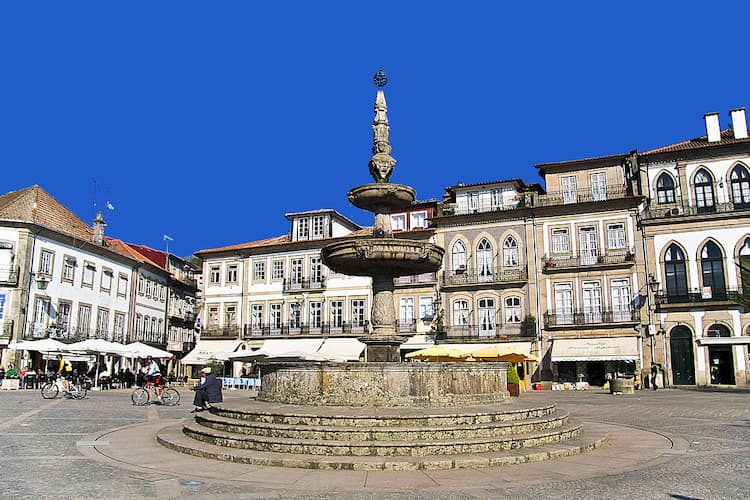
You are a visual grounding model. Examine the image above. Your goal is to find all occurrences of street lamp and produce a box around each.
[647,273,660,294]
[645,273,661,369]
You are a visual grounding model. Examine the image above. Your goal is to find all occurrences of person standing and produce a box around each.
[191,367,222,413]
[651,363,659,391]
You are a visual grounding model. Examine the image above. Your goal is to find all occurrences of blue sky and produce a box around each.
[2,2,749,257]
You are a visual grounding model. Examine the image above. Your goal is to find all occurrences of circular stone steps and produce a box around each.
[159,399,608,469]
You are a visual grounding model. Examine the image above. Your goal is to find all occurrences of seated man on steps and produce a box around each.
[191,367,223,413]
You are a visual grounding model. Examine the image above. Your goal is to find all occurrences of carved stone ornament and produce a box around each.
[369,154,396,183]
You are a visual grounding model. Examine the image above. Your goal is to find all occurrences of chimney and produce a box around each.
[730,108,748,139]
[704,112,721,142]
[93,211,106,246]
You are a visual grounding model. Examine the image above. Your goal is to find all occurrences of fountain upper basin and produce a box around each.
[321,238,444,277]
[348,183,415,212]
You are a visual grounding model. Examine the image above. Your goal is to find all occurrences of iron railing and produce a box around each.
[436,323,526,341]
[655,288,744,306]
[643,201,750,220]
[394,272,438,285]
[534,185,632,207]
[543,308,640,327]
[542,249,635,270]
[0,266,19,286]
[282,277,326,292]
[441,266,528,287]
[0,320,13,340]
[243,322,367,338]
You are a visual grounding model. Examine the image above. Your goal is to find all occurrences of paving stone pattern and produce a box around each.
[0,388,748,499]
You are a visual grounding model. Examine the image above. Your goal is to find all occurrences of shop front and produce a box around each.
[550,337,640,387]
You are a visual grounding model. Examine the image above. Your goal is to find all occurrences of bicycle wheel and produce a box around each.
[71,385,87,400]
[41,382,59,399]
[131,388,150,406]
[162,387,180,406]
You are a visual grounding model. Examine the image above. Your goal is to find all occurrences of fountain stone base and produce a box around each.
[257,361,510,407]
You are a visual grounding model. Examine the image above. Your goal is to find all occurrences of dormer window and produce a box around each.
[312,216,325,238]
[410,211,427,229]
[297,218,310,240]
[391,214,406,231]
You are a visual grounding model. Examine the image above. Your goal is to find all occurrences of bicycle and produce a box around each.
[131,380,180,406]
[41,375,87,400]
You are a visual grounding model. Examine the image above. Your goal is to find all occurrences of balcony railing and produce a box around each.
[534,185,632,207]
[397,319,417,333]
[442,266,528,287]
[394,272,438,286]
[200,326,242,338]
[655,288,744,306]
[0,320,13,340]
[0,266,19,286]
[542,249,635,270]
[283,277,326,292]
[436,323,526,341]
[449,199,526,216]
[134,333,166,345]
[243,322,367,338]
[643,201,750,220]
[28,324,126,343]
[543,308,640,327]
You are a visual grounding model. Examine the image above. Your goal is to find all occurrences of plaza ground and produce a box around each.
[0,386,748,499]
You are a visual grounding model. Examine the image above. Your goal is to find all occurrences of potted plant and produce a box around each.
[507,363,520,397]
[521,314,536,337]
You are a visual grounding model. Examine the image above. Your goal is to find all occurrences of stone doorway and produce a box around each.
[708,346,735,385]
[669,326,695,385]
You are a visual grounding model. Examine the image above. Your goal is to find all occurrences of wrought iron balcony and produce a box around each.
[655,288,744,306]
[643,202,750,220]
[543,308,640,328]
[542,249,635,271]
[394,272,438,286]
[534,184,632,207]
[397,319,417,333]
[200,326,242,338]
[243,322,367,338]
[441,266,528,288]
[435,323,526,341]
[283,276,327,292]
[0,266,19,286]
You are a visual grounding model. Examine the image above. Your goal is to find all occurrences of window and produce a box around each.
[694,169,715,213]
[253,261,265,281]
[151,318,158,340]
[591,172,607,201]
[312,216,325,238]
[410,211,427,229]
[272,260,284,280]
[664,244,688,299]
[206,305,219,327]
[551,228,569,254]
[554,283,573,325]
[57,301,71,333]
[251,304,263,328]
[491,189,503,209]
[478,298,496,337]
[505,296,521,323]
[400,297,414,325]
[452,300,469,326]
[309,301,322,328]
[209,265,220,284]
[117,274,128,297]
[740,238,750,291]
[114,312,125,340]
[582,281,602,323]
[391,214,406,231]
[656,173,676,204]
[330,300,343,328]
[224,304,238,327]
[82,262,96,288]
[77,304,91,336]
[291,258,303,285]
[145,279,152,298]
[611,279,631,321]
[579,227,598,265]
[33,296,50,332]
[297,217,309,240]
[226,264,238,283]
[310,256,322,284]
[477,238,493,279]
[0,242,13,284]
[62,256,76,282]
[468,192,479,212]
[700,241,726,297]
[503,236,518,267]
[351,299,366,327]
[39,249,54,276]
[135,314,143,337]
[270,304,282,329]
[289,302,301,329]
[452,241,467,272]
[101,268,113,292]
[607,223,626,249]
[96,308,109,336]
[419,296,434,320]
[137,276,145,295]
[730,164,750,209]
[562,176,577,204]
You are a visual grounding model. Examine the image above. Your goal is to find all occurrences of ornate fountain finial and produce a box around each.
[369,69,396,183]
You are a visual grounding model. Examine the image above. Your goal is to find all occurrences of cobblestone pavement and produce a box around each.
[0,387,748,499]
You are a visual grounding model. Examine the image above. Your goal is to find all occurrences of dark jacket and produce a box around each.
[193,374,223,403]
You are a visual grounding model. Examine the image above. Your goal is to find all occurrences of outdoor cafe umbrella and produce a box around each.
[468,345,540,363]
[404,345,470,362]
[8,338,68,353]
[66,339,131,387]
[124,342,172,359]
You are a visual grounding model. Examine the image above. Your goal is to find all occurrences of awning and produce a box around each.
[226,338,325,362]
[181,339,248,365]
[316,338,365,361]
[399,334,435,351]
[551,337,639,362]
[696,336,750,346]
[434,342,533,356]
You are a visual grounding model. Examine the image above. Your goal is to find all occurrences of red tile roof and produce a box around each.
[106,238,164,269]
[0,185,93,241]
[643,129,750,155]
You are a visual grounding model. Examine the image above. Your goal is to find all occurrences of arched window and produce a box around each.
[656,173,676,204]
[730,164,750,209]
[694,169,715,213]
[452,299,469,326]
[503,236,519,267]
[706,323,731,337]
[664,244,688,299]
[504,296,521,323]
[451,241,467,273]
[477,238,494,279]
[478,298,496,337]
[701,241,726,297]
[739,238,750,290]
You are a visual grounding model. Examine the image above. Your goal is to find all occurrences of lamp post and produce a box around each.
[646,273,660,366]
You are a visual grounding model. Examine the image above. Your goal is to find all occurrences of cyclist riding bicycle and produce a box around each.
[56,353,73,393]
[143,356,165,403]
